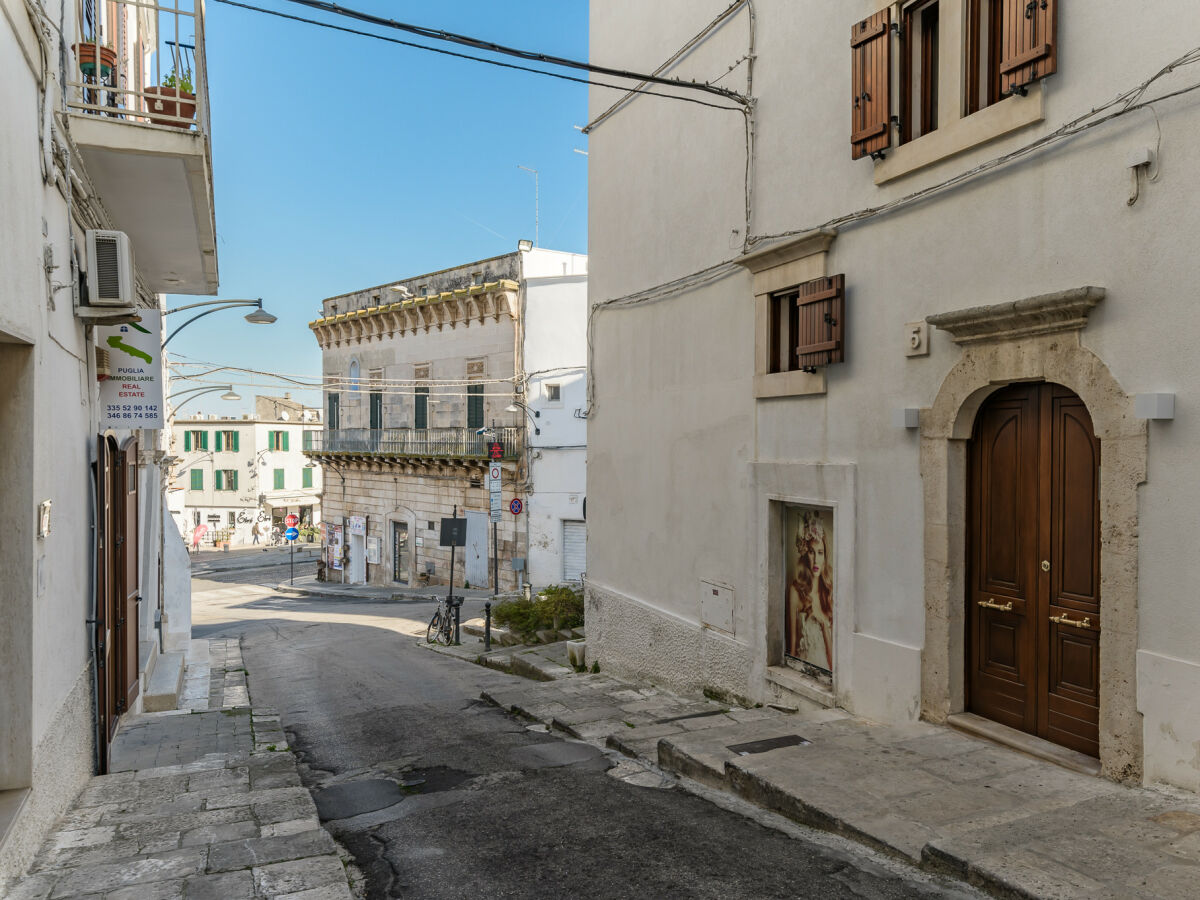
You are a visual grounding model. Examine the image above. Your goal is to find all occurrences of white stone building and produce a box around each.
[588,0,1200,791]
[306,247,587,590]
[170,395,323,545]
[0,0,217,886]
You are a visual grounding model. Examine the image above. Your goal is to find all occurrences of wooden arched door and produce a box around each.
[967,383,1101,757]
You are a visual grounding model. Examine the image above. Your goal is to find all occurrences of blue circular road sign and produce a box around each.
[284,526,300,541]
[509,498,523,515]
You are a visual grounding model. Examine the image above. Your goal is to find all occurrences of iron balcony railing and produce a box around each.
[303,426,523,460]
[68,0,210,134]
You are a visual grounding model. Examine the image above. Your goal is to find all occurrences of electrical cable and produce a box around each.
[275,0,748,103]
[210,0,746,114]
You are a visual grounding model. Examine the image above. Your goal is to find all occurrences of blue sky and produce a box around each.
[169,0,589,415]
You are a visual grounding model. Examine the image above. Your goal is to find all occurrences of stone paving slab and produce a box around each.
[5,639,355,900]
[478,666,1200,899]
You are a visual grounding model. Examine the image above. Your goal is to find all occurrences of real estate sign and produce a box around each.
[98,310,164,429]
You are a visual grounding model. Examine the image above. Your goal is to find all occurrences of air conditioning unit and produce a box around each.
[85,230,134,307]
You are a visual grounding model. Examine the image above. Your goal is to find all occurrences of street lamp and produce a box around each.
[167,384,241,413]
[162,298,276,348]
[505,401,540,435]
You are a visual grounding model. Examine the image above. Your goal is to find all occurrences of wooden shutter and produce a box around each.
[215,431,223,452]
[184,430,191,451]
[191,469,203,490]
[215,470,224,491]
[200,431,209,450]
[415,388,428,430]
[795,275,846,371]
[275,469,285,490]
[233,431,240,452]
[999,0,1057,96]
[303,467,313,488]
[231,470,238,491]
[282,431,290,452]
[851,9,891,160]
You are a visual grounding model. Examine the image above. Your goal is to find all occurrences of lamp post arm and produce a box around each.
[165,298,260,316]
[170,386,228,414]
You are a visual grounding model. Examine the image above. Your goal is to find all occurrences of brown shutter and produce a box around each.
[851,10,891,160]
[119,438,140,713]
[999,0,1057,96]
[795,275,845,371]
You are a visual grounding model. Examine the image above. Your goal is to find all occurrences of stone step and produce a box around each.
[142,650,185,713]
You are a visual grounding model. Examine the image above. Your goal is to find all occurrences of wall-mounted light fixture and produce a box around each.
[1135,393,1175,420]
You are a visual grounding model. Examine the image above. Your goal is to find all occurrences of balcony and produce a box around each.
[67,0,216,294]
[303,427,524,462]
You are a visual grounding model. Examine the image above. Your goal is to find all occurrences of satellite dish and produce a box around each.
[280,410,290,421]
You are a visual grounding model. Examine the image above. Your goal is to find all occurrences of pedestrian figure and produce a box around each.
[251,520,261,545]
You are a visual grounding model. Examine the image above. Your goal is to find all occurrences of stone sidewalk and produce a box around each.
[5,640,356,900]
[480,673,1200,899]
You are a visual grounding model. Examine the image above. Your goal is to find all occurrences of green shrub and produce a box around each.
[491,584,584,637]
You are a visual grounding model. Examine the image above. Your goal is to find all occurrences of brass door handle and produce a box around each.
[1050,614,1092,630]
[978,599,1013,612]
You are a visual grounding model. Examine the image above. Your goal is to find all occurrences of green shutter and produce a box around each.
[233,431,240,452]
[467,384,484,429]
[415,388,428,430]
[274,469,285,490]
[282,431,290,452]
[215,431,223,452]
[201,431,209,450]
[184,431,192,451]
[190,469,203,490]
[302,467,313,488]
[231,470,238,490]
[215,470,224,491]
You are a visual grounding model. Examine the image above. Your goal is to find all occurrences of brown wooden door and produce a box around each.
[95,436,120,769]
[118,439,140,713]
[968,383,1100,757]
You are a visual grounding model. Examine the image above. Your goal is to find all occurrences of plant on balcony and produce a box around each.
[144,65,196,128]
[74,41,117,78]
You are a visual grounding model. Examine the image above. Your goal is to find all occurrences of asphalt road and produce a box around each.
[193,567,979,900]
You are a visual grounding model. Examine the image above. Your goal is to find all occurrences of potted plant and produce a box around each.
[74,41,117,78]
[144,66,196,128]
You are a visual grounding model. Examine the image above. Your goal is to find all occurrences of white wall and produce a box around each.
[522,261,589,586]
[588,0,1200,787]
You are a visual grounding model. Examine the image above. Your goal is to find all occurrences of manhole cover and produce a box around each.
[312,779,407,821]
[726,734,810,756]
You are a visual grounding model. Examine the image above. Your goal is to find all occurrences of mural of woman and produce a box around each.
[786,507,833,671]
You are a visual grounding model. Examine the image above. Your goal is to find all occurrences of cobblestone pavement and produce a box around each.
[5,639,354,900]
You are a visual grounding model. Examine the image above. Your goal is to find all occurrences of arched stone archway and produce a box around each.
[920,329,1147,782]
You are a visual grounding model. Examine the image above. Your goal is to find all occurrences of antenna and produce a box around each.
[518,165,539,247]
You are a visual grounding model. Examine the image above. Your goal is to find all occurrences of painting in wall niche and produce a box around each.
[785,505,834,673]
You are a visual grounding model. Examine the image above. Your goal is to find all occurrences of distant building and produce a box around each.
[306,247,587,590]
[170,395,323,545]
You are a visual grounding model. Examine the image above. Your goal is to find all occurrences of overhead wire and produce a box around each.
[211,0,746,114]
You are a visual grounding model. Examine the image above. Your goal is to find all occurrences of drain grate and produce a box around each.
[727,734,810,756]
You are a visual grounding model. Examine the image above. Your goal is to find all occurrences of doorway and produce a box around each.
[392,521,409,583]
[967,383,1100,757]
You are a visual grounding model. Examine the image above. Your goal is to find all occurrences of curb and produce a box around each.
[271,584,426,603]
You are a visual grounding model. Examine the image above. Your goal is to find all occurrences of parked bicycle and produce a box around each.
[426,594,463,645]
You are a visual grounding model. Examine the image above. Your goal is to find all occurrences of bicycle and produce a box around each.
[425,594,463,645]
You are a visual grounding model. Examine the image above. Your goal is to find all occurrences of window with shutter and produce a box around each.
[215,431,223,452]
[328,394,340,430]
[467,384,484,429]
[274,469,285,490]
[900,0,940,144]
[184,430,192,451]
[282,431,289,452]
[302,467,313,489]
[201,431,209,450]
[215,470,224,491]
[998,0,1056,96]
[415,387,429,430]
[851,9,892,160]
[795,275,846,372]
[190,469,203,491]
[232,431,240,452]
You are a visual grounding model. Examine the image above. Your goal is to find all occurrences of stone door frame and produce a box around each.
[919,325,1147,781]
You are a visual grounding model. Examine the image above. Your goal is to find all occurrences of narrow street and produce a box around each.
[192,567,978,900]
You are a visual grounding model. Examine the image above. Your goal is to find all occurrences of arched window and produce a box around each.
[349,359,360,392]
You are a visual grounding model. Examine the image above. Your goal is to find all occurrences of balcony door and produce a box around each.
[968,383,1101,757]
